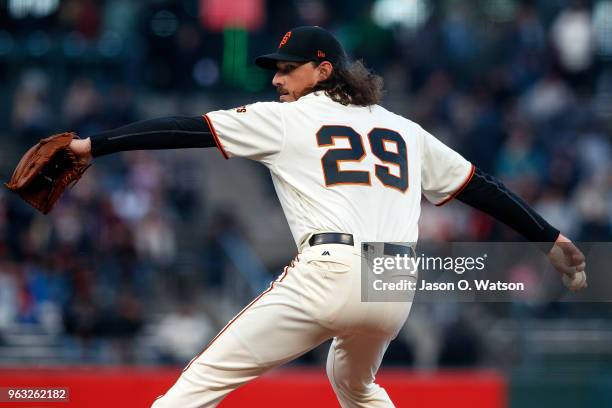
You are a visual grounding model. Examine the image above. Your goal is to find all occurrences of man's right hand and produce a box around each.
[548,234,587,292]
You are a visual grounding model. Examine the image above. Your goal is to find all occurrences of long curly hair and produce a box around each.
[310,60,384,106]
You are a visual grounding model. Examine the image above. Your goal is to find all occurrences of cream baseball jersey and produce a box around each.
[204,92,474,247]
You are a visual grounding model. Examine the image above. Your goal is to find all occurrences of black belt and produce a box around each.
[363,242,416,257]
[309,233,354,247]
[308,234,415,257]
[382,242,415,257]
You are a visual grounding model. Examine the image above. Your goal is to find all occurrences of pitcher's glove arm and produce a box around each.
[90,116,215,157]
[5,116,216,214]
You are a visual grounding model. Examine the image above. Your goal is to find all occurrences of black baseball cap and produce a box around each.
[255,26,347,70]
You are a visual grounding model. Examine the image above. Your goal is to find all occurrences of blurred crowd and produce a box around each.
[0,0,610,365]
[398,1,612,246]
[2,68,204,362]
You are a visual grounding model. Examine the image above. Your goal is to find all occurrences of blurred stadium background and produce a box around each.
[0,0,611,406]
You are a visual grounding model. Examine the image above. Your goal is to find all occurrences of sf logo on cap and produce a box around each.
[279,31,292,48]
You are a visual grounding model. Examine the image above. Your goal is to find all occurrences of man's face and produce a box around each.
[272,61,322,102]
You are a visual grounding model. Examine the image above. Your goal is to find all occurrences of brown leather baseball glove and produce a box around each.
[5,132,90,214]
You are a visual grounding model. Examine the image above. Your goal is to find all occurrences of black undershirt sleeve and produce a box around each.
[90,116,215,157]
[455,167,560,252]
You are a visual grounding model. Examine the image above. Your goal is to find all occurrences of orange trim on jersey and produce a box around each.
[435,163,476,207]
[203,114,229,160]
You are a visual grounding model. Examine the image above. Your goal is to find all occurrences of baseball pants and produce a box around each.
[152,242,412,408]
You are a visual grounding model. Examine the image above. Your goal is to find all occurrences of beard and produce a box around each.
[276,86,314,102]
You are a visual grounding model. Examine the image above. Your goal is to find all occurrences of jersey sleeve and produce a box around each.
[420,126,475,206]
[204,102,284,166]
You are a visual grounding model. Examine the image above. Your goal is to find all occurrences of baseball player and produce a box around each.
[65,26,586,407]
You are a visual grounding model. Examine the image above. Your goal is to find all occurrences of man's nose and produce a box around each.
[272,73,282,87]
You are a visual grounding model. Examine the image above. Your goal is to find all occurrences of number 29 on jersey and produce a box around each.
[316,125,408,192]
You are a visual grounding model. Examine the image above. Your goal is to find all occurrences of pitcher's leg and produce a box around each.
[326,333,396,408]
[152,323,275,408]
[153,275,330,408]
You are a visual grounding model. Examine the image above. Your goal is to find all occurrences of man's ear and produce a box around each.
[317,61,333,81]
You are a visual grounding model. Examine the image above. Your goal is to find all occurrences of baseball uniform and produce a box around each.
[152,91,473,408]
